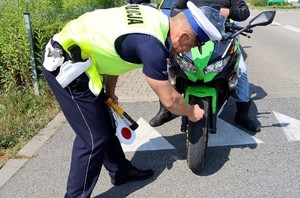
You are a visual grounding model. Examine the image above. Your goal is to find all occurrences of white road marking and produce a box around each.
[121,117,264,152]
[121,117,175,152]
[273,111,300,141]
[208,118,264,147]
[272,21,300,33]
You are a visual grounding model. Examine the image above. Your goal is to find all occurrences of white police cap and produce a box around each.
[184,1,222,43]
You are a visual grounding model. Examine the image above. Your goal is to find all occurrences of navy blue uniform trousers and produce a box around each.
[42,54,133,198]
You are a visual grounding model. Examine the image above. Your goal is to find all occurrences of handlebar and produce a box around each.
[230,23,253,33]
[224,22,253,40]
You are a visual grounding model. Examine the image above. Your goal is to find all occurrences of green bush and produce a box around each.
[248,0,268,6]
[0,0,125,92]
[0,2,31,91]
[0,83,59,149]
[0,0,125,162]
[247,0,297,7]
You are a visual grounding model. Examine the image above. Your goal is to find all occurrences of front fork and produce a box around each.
[181,85,218,134]
[181,108,218,134]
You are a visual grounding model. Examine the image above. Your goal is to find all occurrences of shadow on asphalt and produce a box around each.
[93,132,186,198]
[94,126,258,197]
[94,83,269,197]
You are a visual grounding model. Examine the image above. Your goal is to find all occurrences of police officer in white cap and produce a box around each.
[42,2,220,197]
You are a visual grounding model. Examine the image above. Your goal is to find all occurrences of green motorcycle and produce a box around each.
[168,7,276,173]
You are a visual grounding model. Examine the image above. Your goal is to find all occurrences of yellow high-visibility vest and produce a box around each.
[53,4,169,95]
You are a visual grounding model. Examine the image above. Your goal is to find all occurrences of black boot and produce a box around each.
[235,101,261,132]
[149,101,173,127]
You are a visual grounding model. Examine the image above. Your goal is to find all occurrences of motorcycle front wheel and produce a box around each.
[186,96,210,173]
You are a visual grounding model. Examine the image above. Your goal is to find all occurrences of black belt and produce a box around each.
[50,39,85,63]
[50,39,71,61]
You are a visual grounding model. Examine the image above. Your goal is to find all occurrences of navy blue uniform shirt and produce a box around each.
[115,33,171,81]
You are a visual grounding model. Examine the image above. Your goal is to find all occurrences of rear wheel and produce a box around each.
[186,96,210,173]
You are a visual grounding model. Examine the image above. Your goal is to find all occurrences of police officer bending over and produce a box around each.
[42,2,220,197]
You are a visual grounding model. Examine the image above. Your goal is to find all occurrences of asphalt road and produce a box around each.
[1,9,300,198]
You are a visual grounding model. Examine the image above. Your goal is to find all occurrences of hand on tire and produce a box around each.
[189,104,204,122]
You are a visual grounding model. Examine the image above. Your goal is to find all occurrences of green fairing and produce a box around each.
[183,41,217,114]
[184,85,217,114]
[183,39,239,114]
[233,39,240,68]
[234,39,238,51]
[188,39,240,82]
[189,41,216,82]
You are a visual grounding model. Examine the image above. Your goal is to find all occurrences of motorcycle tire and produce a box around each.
[186,96,210,173]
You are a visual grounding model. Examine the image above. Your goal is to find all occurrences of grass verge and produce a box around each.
[0,81,60,168]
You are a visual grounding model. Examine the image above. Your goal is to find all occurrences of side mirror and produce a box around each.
[248,11,276,28]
